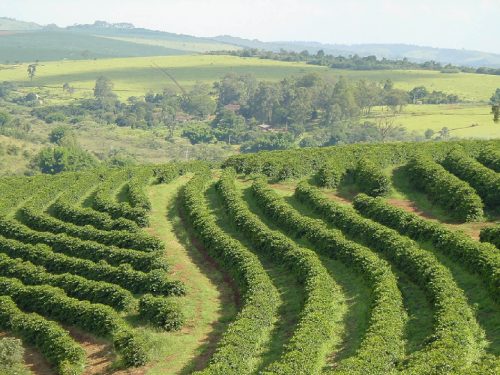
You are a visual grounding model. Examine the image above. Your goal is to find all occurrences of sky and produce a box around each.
[1,0,499,54]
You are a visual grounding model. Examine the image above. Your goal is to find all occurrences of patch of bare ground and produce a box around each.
[386,198,495,239]
[0,331,54,375]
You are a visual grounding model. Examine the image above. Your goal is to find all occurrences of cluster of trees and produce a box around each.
[408,86,459,104]
[31,77,215,136]
[183,73,420,150]
[212,49,500,75]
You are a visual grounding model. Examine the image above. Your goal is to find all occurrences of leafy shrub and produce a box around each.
[0,296,85,375]
[0,277,147,367]
[480,225,500,249]
[316,163,345,188]
[296,183,481,373]
[216,170,341,374]
[351,159,391,196]
[251,179,406,373]
[182,172,279,374]
[139,294,184,331]
[477,147,500,172]
[441,150,500,208]
[406,155,483,222]
[353,194,500,301]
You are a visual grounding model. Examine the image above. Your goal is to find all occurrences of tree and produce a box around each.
[49,125,76,146]
[182,83,216,118]
[93,76,116,100]
[409,86,429,104]
[27,64,37,81]
[384,88,409,112]
[212,108,246,143]
[251,82,281,123]
[492,105,499,123]
[490,88,500,105]
[424,128,435,139]
[215,73,257,111]
[491,89,500,123]
[374,112,403,142]
[32,146,97,174]
[182,124,217,144]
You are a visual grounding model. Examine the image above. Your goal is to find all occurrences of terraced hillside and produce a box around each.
[0,140,499,374]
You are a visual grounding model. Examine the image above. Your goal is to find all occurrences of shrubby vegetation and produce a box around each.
[224,139,499,181]
[353,194,500,301]
[477,147,500,172]
[182,172,280,374]
[480,225,500,249]
[350,159,391,196]
[216,170,343,374]
[406,155,484,222]
[296,183,484,373]
[441,150,500,209]
[251,179,406,373]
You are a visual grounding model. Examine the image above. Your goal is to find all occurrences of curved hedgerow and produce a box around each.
[0,253,135,311]
[0,296,86,375]
[182,172,280,374]
[0,277,148,367]
[127,168,154,210]
[441,150,500,208]
[406,155,484,222]
[295,182,484,374]
[353,194,500,301]
[20,206,164,252]
[52,200,140,232]
[477,147,500,172]
[0,235,184,296]
[251,179,406,374]
[92,170,150,227]
[217,170,344,375]
[480,225,500,249]
[224,140,499,179]
[0,217,167,272]
[351,159,391,196]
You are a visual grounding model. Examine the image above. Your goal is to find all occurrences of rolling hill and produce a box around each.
[1,17,500,68]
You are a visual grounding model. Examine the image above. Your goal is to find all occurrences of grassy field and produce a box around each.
[2,55,500,102]
[0,55,323,99]
[371,104,500,139]
[144,177,237,374]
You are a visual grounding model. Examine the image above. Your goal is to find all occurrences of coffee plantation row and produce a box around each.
[0,140,498,374]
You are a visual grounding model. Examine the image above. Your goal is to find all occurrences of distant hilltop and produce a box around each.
[1,16,500,68]
[67,21,135,30]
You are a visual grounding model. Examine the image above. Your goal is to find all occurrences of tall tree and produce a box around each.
[94,76,116,100]
[27,64,37,82]
[490,89,500,123]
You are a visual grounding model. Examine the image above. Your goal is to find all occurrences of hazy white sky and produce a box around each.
[1,0,499,53]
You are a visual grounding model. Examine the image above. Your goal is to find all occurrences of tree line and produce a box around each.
[210,49,500,75]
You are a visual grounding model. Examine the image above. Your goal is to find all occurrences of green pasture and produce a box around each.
[371,104,500,139]
[0,55,324,99]
[329,69,500,102]
[1,55,499,102]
